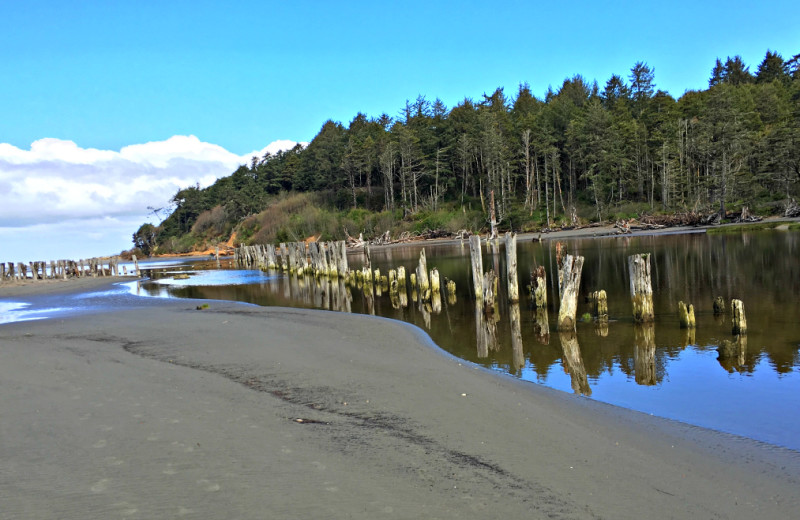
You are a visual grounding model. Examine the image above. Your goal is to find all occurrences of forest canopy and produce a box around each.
[136,50,800,255]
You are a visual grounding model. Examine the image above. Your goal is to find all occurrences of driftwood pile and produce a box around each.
[614,208,763,234]
[345,229,471,248]
[785,199,800,218]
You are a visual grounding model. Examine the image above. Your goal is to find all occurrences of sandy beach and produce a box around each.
[1,276,799,519]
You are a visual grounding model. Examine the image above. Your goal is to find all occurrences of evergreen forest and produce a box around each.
[134,51,800,256]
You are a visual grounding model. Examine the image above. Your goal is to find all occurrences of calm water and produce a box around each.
[132,231,800,451]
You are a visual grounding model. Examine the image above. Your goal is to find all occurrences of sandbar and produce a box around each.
[1,278,799,518]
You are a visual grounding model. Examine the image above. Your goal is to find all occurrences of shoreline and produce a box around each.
[1,279,799,517]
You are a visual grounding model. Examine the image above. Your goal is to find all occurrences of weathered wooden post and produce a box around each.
[532,265,547,308]
[337,240,348,278]
[505,232,519,303]
[416,249,431,302]
[557,254,584,331]
[678,301,696,329]
[713,296,725,315]
[446,279,456,305]
[628,253,654,323]
[319,242,331,278]
[469,235,484,301]
[132,255,140,277]
[388,269,400,309]
[555,242,565,299]
[429,268,440,296]
[396,266,407,293]
[280,243,289,271]
[307,242,318,276]
[731,299,747,335]
[593,290,608,323]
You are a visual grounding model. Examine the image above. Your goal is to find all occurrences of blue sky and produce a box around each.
[1,1,798,262]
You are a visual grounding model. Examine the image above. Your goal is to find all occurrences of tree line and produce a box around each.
[144,50,800,251]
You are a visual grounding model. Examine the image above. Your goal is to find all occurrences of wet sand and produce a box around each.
[1,278,799,519]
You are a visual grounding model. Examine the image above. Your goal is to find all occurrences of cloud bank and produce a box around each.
[0,136,303,261]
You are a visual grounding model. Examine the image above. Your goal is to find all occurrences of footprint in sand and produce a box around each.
[91,479,109,493]
[113,502,138,516]
[196,479,220,492]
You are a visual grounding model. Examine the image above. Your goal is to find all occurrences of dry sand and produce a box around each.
[1,278,799,519]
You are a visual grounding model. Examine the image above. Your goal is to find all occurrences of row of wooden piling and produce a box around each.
[0,257,127,283]
[235,241,349,279]
[468,232,749,337]
[234,240,457,314]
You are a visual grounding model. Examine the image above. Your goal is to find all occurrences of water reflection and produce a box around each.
[130,230,800,451]
[559,332,591,396]
[633,324,657,386]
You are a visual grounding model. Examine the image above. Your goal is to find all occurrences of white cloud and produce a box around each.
[0,136,305,262]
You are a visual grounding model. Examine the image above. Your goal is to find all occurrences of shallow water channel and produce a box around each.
[133,230,800,451]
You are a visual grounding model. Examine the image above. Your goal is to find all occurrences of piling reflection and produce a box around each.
[717,335,749,373]
[133,231,800,407]
[475,302,498,358]
[681,327,695,348]
[633,324,657,386]
[509,303,524,374]
[431,291,442,314]
[532,307,550,345]
[559,331,591,396]
[594,321,609,337]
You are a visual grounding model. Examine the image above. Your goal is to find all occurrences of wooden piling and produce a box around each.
[532,265,547,308]
[731,299,747,335]
[678,301,696,329]
[628,253,654,323]
[713,296,725,315]
[429,268,440,296]
[280,243,289,271]
[557,254,584,331]
[593,290,608,323]
[505,232,519,303]
[469,235,484,301]
[446,279,456,305]
[397,266,407,293]
[336,240,348,278]
[416,249,430,302]
[132,255,140,277]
